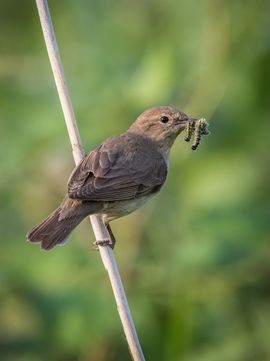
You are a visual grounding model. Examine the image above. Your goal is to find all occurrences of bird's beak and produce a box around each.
[175,116,197,130]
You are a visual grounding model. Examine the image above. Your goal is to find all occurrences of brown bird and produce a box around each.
[27,106,195,250]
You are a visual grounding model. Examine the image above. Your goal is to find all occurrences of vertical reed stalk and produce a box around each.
[35,1,145,360]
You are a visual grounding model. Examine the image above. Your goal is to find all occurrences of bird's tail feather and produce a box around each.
[26,198,100,250]
[26,206,85,250]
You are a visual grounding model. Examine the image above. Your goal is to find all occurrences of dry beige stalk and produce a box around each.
[35,1,145,360]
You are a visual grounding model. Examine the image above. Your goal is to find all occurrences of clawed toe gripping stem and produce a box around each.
[93,223,116,250]
[93,238,114,250]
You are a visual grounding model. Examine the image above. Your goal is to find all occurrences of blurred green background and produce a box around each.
[1,0,270,360]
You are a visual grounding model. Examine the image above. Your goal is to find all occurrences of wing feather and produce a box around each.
[67,133,167,202]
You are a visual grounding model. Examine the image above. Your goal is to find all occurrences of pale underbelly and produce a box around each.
[102,194,155,222]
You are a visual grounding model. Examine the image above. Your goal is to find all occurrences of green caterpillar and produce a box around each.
[184,118,209,150]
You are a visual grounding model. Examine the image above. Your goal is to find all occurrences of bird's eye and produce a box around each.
[160,116,169,124]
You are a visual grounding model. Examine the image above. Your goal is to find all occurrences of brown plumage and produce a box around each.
[27,106,195,250]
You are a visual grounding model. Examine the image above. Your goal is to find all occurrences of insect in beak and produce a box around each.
[184,118,210,150]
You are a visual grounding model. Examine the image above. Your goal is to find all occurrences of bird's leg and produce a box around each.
[93,222,116,250]
[105,223,116,249]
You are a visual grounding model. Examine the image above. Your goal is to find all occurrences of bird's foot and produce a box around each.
[92,238,115,250]
[92,223,116,250]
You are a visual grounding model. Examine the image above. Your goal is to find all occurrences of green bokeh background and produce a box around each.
[1,1,270,360]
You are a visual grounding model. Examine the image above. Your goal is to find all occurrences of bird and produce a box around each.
[27,106,196,250]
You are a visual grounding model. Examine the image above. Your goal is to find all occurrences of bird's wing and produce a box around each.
[67,134,167,202]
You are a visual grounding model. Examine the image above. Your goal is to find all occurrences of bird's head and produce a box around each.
[129,106,196,153]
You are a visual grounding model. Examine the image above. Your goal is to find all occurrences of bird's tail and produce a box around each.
[26,198,100,250]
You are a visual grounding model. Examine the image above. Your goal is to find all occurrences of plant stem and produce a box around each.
[35,1,145,360]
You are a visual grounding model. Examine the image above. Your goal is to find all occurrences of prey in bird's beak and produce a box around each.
[184,118,210,150]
